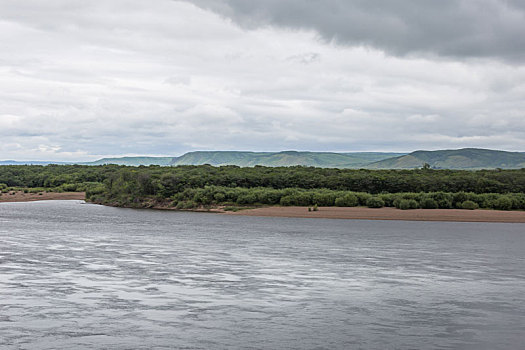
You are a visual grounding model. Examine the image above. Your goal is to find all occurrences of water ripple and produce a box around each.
[1,200,524,349]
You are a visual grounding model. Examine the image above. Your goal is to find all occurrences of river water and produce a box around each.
[1,200,524,349]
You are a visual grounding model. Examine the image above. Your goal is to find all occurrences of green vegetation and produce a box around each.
[461,200,479,210]
[1,164,524,211]
[96,184,525,211]
[366,197,385,208]
[4,164,525,194]
[223,206,255,212]
[335,193,358,207]
[494,196,513,211]
[420,197,438,209]
[0,165,115,195]
[397,199,419,210]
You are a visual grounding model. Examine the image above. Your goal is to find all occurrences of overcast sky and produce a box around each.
[1,0,525,161]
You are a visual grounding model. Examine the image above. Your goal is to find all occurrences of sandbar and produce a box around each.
[0,191,85,203]
[225,206,525,223]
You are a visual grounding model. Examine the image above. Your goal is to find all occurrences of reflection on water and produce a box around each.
[1,200,525,349]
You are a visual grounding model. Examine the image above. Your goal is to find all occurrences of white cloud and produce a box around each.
[0,0,524,161]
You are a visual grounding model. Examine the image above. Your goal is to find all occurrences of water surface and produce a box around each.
[1,200,525,349]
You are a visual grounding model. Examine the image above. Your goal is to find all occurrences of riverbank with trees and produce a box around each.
[1,164,524,212]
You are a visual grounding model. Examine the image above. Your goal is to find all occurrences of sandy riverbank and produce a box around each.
[0,191,85,203]
[225,206,525,223]
[2,195,524,223]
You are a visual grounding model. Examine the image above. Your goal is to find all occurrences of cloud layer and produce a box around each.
[190,0,525,61]
[0,0,524,161]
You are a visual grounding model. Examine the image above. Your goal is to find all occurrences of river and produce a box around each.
[1,200,524,349]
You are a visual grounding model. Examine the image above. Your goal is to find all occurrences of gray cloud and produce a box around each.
[0,0,525,161]
[187,0,525,61]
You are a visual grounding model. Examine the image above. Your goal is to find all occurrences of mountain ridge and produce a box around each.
[84,157,174,166]
[169,151,404,168]
[3,148,525,169]
[367,148,525,169]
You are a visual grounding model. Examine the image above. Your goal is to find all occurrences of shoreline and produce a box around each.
[3,195,525,223]
[0,191,86,203]
[224,206,525,223]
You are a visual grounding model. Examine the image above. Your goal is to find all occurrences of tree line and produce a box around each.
[1,164,524,210]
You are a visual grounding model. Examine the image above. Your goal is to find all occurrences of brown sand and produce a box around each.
[226,206,525,223]
[0,191,85,203]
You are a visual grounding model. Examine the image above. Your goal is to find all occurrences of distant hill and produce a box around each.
[72,151,404,167]
[83,157,174,166]
[170,151,404,168]
[367,148,525,169]
[0,160,68,165]
[4,148,524,169]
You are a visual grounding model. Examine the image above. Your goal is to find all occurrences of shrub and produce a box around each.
[453,192,468,206]
[280,195,294,206]
[236,193,257,205]
[461,200,479,210]
[214,192,226,203]
[334,193,358,207]
[420,198,438,209]
[279,192,311,206]
[174,200,199,209]
[458,193,483,208]
[183,200,198,209]
[430,192,453,209]
[193,190,213,205]
[494,196,513,210]
[257,190,282,205]
[366,197,385,208]
[398,199,418,210]
[408,199,419,209]
[379,193,397,207]
[85,184,106,199]
[509,193,525,210]
[393,198,402,208]
[356,193,372,206]
[479,193,500,209]
[312,192,336,206]
[61,183,79,192]
[398,200,410,210]
[400,192,420,201]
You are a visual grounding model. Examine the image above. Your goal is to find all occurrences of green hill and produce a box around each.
[367,148,525,169]
[62,148,525,169]
[79,152,402,168]
[170,151,403,168]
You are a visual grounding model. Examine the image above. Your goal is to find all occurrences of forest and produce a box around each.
[1,164,525,210]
